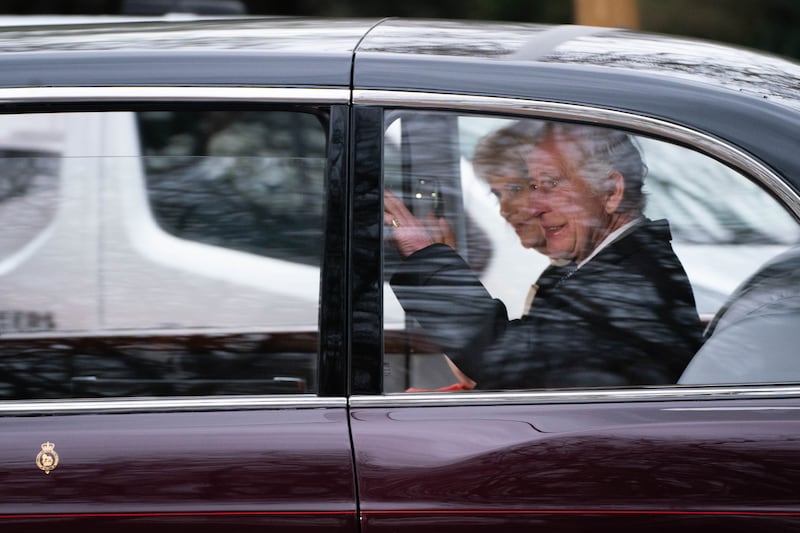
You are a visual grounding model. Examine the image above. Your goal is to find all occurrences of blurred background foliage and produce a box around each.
[3,0,799,59]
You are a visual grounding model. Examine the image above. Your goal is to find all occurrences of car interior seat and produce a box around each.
[679,244,800,385]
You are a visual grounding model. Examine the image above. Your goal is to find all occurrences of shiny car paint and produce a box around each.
[0,399,356,531]
[350,390,800,532]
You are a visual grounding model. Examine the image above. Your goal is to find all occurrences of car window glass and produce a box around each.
[382,111,800,393]
[138,111,326,266]
[0,109,327,399]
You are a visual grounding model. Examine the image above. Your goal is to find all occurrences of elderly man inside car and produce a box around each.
[384,121,704,390]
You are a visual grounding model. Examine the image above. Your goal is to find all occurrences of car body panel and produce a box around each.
[0,401,356,531]
[350,394,800,531]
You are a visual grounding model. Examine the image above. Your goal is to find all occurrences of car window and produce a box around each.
[382,111,800,392]
[0,108,328,399]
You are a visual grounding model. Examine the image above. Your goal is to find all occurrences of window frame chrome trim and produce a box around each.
[350,385,800,408]
[0,395,346,414]
[0,86,350,104]
[354,89,800,218]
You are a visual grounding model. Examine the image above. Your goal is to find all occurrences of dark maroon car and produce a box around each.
[0,14,799,533]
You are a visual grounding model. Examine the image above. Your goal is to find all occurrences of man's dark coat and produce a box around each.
[391,218,704,389]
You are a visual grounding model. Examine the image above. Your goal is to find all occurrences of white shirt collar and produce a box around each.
[576,216,644,269]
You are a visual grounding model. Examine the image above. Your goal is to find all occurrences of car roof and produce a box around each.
[0,17,380,88]
[0,17,795,100]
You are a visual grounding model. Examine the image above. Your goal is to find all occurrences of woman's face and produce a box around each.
[488,173,547,254]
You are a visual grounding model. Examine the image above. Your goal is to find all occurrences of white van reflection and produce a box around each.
[0,112,361,335]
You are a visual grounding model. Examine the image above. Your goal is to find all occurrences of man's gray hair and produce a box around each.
[535,121,648,214]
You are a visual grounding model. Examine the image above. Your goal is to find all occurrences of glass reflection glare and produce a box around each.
[383,112,800,392]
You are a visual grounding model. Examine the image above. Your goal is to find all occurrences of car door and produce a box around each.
[348,98,800,532]
[0,92,357,532]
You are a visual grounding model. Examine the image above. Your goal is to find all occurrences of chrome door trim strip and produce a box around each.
[6,388,799,412]
[353,90,800,218]
[0,395,346,414]
[663,406,800,411]
[349,385,800,408]
[0,86,350,104]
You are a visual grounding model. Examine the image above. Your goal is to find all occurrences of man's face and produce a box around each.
[526,140,614,263]
[487,174,547,254]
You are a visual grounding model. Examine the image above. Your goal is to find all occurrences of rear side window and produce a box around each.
[0,108,329,399]
[382,111,800,393]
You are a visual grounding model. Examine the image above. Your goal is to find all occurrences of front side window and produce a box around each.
[0,107,329,399]
[382,111,800,392]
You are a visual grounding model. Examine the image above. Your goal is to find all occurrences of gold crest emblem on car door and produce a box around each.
[35,442,59,474]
